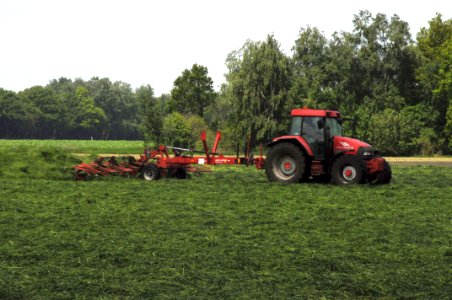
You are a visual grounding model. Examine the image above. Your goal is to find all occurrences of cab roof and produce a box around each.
[291,108,340,118]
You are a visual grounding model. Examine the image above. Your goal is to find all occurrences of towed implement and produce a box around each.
[73,131,242,181]
[73,108,392,185]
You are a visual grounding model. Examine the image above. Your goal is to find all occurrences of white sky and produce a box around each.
[0,0,450,96]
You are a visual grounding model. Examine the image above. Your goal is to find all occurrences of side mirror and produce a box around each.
[317,119,324,130]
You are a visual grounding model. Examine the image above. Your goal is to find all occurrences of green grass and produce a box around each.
[0,143,451,298]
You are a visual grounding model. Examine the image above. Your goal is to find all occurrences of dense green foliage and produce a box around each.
[225,35,293,143]
[161,112,192,147]
[0,141,450,298]
[168,64,216,117]
[0,11,450,155]
[0,77,141,140]
[136,85,163,144]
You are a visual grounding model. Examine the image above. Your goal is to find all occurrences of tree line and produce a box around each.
[1,11,450,155]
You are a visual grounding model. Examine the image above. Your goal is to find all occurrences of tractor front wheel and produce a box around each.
[265,143,306,184]
[141,164,161,181]
[368,159,392,184]
[332,155,367,185]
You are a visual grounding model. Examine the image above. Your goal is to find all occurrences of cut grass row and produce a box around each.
[0,168,451,297]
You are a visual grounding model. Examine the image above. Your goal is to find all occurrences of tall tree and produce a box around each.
[416,14,452,152]
[169,64,215,117]
[86,77,140,139]
[136,85,162,144]
[225,35,292,144]
[74,86,106,135]
[291,26,329,106]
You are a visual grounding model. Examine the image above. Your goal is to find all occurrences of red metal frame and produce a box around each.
[72,131,241,180]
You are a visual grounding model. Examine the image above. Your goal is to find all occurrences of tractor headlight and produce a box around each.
[362,151,374,157]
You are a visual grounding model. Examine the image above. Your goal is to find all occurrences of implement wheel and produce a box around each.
[332,155,367,185]
[141,164,160,181]
[265,143,306,184]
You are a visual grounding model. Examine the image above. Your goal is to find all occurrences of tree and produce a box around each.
[161,112,191,147]
[291,26,329,106]
[343,11,417,111]
[185,114,210,149]
[445,100,452,150]
[169,64,216,117]
[204,83,235,131]
[0,88,39,138]
[225,35,292,144]
[416,14,452,153]
[18,86,67,138]
[86,77,140,139]
[136,85,162,144]
[73,86,106,136]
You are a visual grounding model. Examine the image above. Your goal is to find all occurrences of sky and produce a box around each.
[0,0,450,96]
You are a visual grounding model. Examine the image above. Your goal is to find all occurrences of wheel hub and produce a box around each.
[342,166,356,181]
[283,161,293,171]
[143,169,155,180]
[279,157,296,176]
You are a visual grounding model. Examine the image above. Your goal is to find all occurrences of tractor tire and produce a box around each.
[265,143,306,184]
[331,155,367,185]
[369,159,392,185]
[141,164,160,181]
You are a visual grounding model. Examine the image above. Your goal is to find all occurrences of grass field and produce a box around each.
[0,139,145,155]
[0,141,451,298]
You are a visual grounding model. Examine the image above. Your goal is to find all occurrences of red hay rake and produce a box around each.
[72,131,246,181]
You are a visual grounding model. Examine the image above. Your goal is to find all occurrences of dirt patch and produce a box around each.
[385,157,452,167]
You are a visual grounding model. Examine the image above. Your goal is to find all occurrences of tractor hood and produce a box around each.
[333,136,372,154]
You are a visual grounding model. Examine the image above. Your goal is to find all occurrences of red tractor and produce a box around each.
[262,108,392,184]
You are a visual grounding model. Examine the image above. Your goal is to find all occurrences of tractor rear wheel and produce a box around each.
[332,155,367,185]
[265,143,306,184]
[369,159,392,184]
[141,164,160,181]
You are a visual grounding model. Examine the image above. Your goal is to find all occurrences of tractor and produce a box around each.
[263,108,392,184]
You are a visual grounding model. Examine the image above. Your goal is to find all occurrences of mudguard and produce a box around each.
[267,135,314,157]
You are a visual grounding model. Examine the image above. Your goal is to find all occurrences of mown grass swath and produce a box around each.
[0,142,450,298]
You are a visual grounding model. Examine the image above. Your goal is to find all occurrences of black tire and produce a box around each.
[331,155,367,185]
[369,159,392,184]
[265,143,306,184]
[141,164,160,181]
[168,167,188,179]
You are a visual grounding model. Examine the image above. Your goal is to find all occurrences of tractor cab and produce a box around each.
[289,108,342,160]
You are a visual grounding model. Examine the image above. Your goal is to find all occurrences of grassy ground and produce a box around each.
[0,139,145,155]
[0,143,451,298]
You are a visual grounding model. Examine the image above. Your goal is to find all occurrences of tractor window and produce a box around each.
[302,117,324,145]
[325,117,342,137]
[290,117,302,135]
